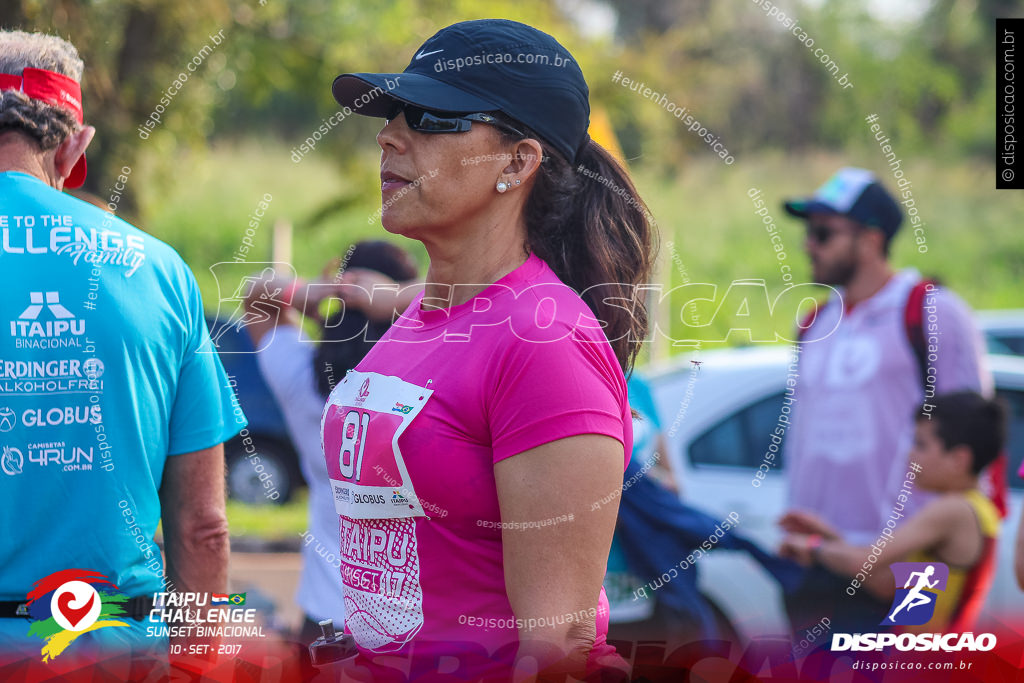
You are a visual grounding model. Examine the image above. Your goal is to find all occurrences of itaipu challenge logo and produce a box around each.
[22,569,132,662]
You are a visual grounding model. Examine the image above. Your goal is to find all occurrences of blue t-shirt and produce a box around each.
[626,374,661,466]
[0,171,244,600]
[605,375,663,621]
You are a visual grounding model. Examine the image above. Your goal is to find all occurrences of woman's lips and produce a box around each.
[381,179,409,193]
[381,171,412,193]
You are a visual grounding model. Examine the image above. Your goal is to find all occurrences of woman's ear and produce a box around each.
[501,138,545,181]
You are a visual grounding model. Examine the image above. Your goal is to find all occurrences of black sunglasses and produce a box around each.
[807,223,860,245]
[385,102,525,138]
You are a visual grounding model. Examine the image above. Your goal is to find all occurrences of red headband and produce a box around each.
[0,67,87,187]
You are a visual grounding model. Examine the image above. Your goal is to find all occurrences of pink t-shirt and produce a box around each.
[320,252,632,680]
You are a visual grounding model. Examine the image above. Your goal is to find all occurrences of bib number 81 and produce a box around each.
[339,409,370,481]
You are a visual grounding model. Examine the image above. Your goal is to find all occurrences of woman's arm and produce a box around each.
[647,433,679,493]
[336,268,424,322]
[241,268,300,346]
[495,434,623,680]
[241,270,351,343]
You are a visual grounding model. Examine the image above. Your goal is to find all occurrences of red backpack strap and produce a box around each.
[984,453,1010,519]
[904,279,1008,518]
[903,279,934,391]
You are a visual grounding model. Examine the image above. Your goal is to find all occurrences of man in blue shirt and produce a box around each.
[0,30,244,660]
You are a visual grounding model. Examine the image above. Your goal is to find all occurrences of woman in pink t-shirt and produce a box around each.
[323,19,653,681]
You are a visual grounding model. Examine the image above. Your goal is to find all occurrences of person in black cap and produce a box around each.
[776,167,993,638]
[238,241,420,648]
[316,18,652,681]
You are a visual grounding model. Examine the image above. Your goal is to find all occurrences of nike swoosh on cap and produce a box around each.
[415,49,444,59]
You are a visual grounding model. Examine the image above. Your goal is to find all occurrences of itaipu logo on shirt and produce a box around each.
[22,569,133,662]
[10,291,86,349]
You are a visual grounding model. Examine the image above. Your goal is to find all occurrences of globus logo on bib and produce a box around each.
[353,493,385,505]
[831,562,997,652]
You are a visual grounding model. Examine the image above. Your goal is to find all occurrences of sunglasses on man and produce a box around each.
[806,222,862,245]
[385,101,525,138]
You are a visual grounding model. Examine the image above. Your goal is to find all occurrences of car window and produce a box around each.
[690,411,746,467]
[985,335,1016,355]
[689,392,787,470]
[687,387,1022,485]
[997,388,1024,491]
[992,333,1024,356]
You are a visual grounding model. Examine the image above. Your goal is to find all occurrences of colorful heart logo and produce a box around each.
[56,591,95,628]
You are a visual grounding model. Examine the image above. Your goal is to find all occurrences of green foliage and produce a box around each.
[7,0,1017,197]
[134,140,402,300]
[227,490,309,539]
[9,0,233,208]
[635,152,1023,352]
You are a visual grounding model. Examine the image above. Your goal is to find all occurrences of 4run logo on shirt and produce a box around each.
[20,569,133,662]
[1,440,97,475]
[9,291,86,349]
[831,562,996,653]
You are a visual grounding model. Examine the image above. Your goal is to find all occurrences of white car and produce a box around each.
[644,346,1024,643]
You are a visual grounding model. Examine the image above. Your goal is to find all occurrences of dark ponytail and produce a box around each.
[500,125,655,377]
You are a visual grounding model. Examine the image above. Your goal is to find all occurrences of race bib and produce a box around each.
[321,370,433,519]
[321,370,432,651]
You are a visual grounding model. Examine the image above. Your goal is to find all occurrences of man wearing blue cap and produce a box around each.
[777,167,992,635]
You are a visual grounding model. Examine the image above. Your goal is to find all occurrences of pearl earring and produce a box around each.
[496,181,508,193]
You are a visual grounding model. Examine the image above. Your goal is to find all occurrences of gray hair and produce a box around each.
[0,31,84,150]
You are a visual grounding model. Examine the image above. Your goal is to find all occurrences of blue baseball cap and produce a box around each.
[331,19,591,163]
[784,167,903,237]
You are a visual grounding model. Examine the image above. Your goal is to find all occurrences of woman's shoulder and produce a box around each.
[501,257,609,343]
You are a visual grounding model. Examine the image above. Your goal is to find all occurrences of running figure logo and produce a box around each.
[881,562,949,626]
